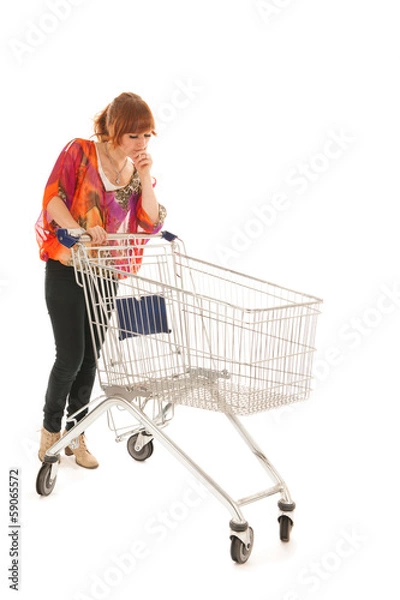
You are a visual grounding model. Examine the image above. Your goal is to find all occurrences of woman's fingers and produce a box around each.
[86,226,107,244]
[133,152,153,174]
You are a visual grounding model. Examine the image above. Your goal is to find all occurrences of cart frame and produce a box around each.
[37,230,322,563]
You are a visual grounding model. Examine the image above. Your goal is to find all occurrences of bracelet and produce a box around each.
[67,227,86,238]
[157,204,167,225]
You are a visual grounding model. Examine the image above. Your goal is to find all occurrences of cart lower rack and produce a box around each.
[37,231,322,563]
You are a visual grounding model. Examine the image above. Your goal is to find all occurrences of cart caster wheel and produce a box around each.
[278,515,293,542]
[230,527,254,564]
[36,463,57,496]
[127,433,154,461]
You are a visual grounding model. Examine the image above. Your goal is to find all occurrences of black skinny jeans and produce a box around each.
[43,259,115,433]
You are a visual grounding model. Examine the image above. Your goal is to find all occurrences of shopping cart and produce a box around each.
[36,230,322,563]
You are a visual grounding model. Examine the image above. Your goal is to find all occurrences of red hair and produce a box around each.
[94,92,156,144]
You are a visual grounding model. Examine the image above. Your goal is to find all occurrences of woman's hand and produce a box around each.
[132,151,153,179]
[131,149,159,224]
[86,225,107,244]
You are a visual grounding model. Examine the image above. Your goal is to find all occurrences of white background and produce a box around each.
[0,1,398,599]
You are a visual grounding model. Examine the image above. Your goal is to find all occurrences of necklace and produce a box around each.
[104,142,128,185]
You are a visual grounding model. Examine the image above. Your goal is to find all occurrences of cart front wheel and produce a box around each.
[36,463,57,496]
[278,515,293,542]
[230,527,254,564]
[127,433,154,461]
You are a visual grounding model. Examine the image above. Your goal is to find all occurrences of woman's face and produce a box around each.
[118,132,152,159]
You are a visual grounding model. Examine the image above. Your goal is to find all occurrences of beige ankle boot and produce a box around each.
[64,432,99,469]
[38,427,61,462]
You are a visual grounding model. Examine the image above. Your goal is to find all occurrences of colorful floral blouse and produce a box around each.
[35,138,163,266]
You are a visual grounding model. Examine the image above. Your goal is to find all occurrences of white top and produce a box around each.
[95,143,133,192]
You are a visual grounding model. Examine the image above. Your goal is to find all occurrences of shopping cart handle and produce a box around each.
[161,231,178,242]
[57,228,179,248]
[57,228,87,248]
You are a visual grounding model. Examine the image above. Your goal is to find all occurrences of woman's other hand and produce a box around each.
[132,151,153,178]
[86,226,107,244]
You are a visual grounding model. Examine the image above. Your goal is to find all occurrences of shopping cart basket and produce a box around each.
[36,230,322,563]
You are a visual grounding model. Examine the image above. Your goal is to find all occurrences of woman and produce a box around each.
[35,92,166,468]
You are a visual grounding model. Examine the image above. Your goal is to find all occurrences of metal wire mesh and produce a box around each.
[73,235,322,415]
